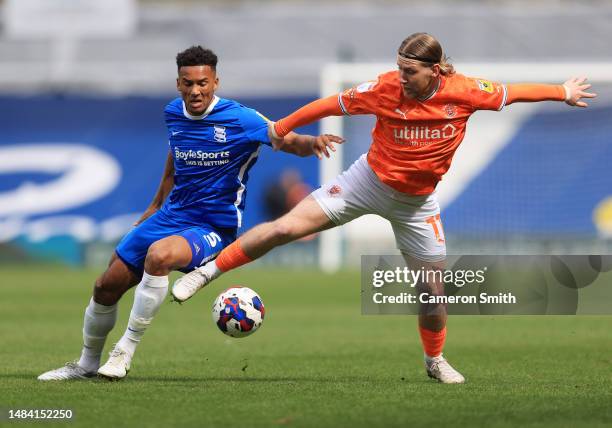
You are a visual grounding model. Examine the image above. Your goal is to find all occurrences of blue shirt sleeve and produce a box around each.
[239,107,272,146]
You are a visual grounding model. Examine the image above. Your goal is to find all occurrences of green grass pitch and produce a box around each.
[1,264,611,427]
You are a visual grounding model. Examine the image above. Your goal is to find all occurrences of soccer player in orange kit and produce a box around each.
[172,33,597,383]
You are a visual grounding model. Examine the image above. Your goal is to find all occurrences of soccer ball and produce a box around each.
[212,286,265,338]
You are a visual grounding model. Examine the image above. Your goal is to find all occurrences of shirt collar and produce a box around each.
[182,95,220,120]
[417,77,441,102]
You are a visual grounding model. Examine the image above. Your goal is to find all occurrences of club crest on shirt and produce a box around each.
[214,125,227,143]
[476,79,494,94]
[444,104,457,118]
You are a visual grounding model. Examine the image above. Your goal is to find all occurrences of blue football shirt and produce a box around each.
[160,96,272,229]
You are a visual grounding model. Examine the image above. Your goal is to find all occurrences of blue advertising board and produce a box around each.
[0,94,320,263]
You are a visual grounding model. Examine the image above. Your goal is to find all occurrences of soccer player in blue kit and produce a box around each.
[38,46,343,381]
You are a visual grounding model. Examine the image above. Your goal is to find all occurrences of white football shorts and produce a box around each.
[311,154,446,262]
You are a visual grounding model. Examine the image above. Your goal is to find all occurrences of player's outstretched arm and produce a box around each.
[264,94,345,159]
[133,151,175,226]
[276,131,345,159]
[272,95,344,138]
[505,77,597,107]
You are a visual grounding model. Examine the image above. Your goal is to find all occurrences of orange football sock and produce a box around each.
[419,326,447,358]
[215,240,252,273]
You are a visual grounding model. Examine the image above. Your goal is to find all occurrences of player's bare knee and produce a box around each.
[93,277,121,306]
[145,242,175,271]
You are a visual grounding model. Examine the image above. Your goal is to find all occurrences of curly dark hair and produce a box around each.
[176,46,218,71]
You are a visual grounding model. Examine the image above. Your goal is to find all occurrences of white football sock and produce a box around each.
[116,272,168,357]
[78,297,118,372]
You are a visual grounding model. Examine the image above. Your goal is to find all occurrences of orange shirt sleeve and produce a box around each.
[273,95,342,138]
[505,83,566,105]
[337,79,380,115]
[468,78,508,111]
[273,78,382,137]
[468,77,567,112]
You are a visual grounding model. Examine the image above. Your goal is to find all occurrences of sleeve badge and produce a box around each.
[356,81,376,93]
[476,79,494,94]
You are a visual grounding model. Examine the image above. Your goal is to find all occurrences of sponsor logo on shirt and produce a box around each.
[214,125,227,143]
[174,148,230,166]
[393,124,457,146]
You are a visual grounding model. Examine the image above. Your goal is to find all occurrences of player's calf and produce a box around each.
[102,272,168,379]
[266,220,300,247]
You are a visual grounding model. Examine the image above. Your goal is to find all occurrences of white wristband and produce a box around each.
[268,121,279,139]
[562,84,571,102]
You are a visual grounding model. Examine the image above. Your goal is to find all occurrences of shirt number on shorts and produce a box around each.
[425,214,445,243]
[204,232,222,248]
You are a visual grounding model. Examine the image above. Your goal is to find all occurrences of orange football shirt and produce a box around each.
[339,71,507,195]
